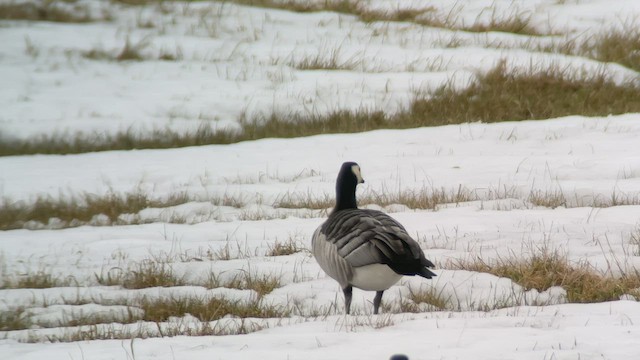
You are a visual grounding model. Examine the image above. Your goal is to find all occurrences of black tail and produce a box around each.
[418,267,437,279]
[419,257,436,279]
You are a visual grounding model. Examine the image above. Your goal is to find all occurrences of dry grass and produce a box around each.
[1,270,75,289]
[528,189,567,209]
[206,271,282,297]
[36,325,152,342]
[0,307,30,331]
[629,224,640,256]
[384,6,543,36]
[0,188,249,230]
[579,24,640,73]
[2,295,282,337]
[334,312,396,330]
[409,61,640,125]
[137,295,285,323]
[120,261,185,289]
[29,317,275,343]
[359,7,436,24]
[96,257,283,296]
[274,191,333,210]
[228,0,361,14]
[274,186,476,211]
[24,36,40,58]
[239,109,390,140]
[631,225,640,256]
[529,189,640,209]
[0,1,110,23]
[229,1,544,36]
[267,237,304,256]
[399,286,450,312]
[590,191,640,208]
[57,310,143,329]
[459,9,540,35]
[3,184,638,231]
[361,185,474,210]
[448,247,640,303]
[2,261,284,335]
[83,37,154,62]
[0,125,239,156]
[218,194,247,208]
[208,242,234,261]
[111,0,164,5]
[95,260,185,288]
[0,189,192,230]
[496,23,640,72]
[5,61,639,156]
[238,208,288,221]
[285,48,361,71]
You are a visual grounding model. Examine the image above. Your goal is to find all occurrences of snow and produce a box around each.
[4,302,640,359]
[2,0,640,359]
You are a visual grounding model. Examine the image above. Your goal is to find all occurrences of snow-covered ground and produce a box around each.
[3,0,640,139]
[2,0,640,359]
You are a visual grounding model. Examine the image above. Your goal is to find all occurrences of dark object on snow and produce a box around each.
[390,355,409,360]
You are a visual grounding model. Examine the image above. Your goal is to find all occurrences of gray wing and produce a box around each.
[311,226,353,288]
[319,209,435,277]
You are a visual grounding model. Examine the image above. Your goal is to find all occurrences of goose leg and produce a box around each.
[373,291,384,314]
[343,286,353,314]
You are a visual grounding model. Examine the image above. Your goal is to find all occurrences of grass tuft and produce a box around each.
[4,186,639,231]
[0,1,109,23]
[359,7,436,24]
[123,260,185,289]
[461,9,539,35]
[240,109,389,139]
[399,286,450,312]
[9,298,281,341]
[267,237,304,256]
[274,191,333,210]
[274,186,476,212]
[116,36,152,61]
[206,271,282,297]
[631,225,640,256]
[229,1,544,35]
[591,191,640,208]
[448,247,640,303]
[32,317,275,343]
[285,48,360,71]
[95,260,185,289]
[138,295,285,323]
[82,37,154,62]
[0,307,30,331]
[361,185,474,210]
[0,189,191,230]
[528,189,567,209]
[409,61,640,125]
[228,0,361,14]
[580,24,640,73]
[1,270,74,289]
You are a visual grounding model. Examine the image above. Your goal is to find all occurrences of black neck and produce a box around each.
[334,177,358,211]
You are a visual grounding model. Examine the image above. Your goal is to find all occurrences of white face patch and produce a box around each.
[351,164,364,184]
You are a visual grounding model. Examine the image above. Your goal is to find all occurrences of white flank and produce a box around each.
[351,264,402,291]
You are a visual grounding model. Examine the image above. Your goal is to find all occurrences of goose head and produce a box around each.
[334,161,365,211]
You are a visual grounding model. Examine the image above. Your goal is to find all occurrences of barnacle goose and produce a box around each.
[312,162,436,314]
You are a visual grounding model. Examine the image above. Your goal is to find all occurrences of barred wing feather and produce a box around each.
[320,209,434,276]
